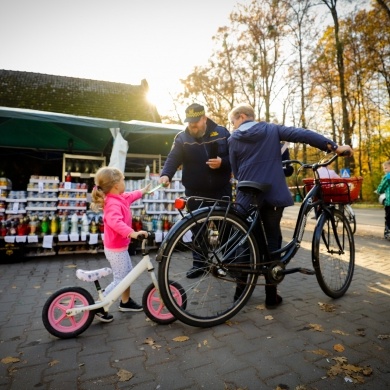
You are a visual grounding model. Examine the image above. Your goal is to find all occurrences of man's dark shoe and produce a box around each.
[265,294,283,309]
[234,283,246,301]
[186,266,204,279]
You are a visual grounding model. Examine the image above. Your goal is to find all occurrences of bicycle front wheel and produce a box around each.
[158,209,259,327]
[312,208,354,298]
[344,204,356,234]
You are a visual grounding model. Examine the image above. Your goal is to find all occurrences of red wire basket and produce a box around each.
[303,176,363,204]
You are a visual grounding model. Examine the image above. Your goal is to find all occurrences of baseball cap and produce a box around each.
[184,103,205,123]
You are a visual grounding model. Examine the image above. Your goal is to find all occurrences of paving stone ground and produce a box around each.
[0,213,389,390]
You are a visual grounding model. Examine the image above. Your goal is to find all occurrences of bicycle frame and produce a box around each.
[66,242,158,317]
[166,155,347,278]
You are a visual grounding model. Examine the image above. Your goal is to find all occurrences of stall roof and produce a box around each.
[0,106,184,155]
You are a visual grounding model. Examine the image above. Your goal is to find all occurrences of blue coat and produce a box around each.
[161,118,231,196]
[229,121,338,208]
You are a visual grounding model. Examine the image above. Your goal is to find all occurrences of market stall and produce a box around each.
[0,106,184,261]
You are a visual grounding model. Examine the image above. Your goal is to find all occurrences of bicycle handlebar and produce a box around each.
[136,232,155,241]
[282,152,345,171]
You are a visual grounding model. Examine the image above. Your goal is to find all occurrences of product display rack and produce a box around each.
[128,173,185,218]
[57,182,88,216]
[5,191,27,217]
[26,177,59,217]
[62,153,106,182]
[0,154,188,260]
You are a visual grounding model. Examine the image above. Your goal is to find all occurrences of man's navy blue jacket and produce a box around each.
[161,118,231,197]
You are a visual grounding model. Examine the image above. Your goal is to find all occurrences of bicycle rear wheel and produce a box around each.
[312,208,354,298]
[158,209,259,327]
[42,287,95,339]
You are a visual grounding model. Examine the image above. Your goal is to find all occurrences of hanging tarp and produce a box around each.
[0,106,183,155]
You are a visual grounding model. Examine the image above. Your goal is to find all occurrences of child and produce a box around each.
[90,167,150,322]
[376,160,390,240]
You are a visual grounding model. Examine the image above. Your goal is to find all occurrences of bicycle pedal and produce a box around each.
[298,268,316,275]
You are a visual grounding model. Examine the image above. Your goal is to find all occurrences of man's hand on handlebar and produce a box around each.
[335,145,353,157]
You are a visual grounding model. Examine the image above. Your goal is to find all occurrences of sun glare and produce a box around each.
[147,88,172,116]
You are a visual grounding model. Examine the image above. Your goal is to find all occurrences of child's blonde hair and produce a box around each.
[90,167,123,212]
[383,160,390,168]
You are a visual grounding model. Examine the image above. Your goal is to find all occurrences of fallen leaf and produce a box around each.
[1,357,20,364]
[117,369,133,382]
[48,360,59,367]
[378,334,390,340]
[203,340,208,346]
[225,320,239,326]
[143,337,161,349]
[264,315,274,321]
[143,337,155,346]
[333,344,345,352]
[309,349,330,356]
[308,323,324,332]
[172,336,189,342]
[33,285,41,289]
[318,302,336,312]
[343,364,362,373]
[328,356,373,383]
[255,304,265,310]
[332,357,348,364]
[65,264,77,268]
[332,329,349,336]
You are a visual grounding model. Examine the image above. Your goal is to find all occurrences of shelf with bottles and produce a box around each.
[5,191,27,216]
[25,176,59,214]
[24,245,56,257]
[124,153,162,179]
[133,171,185,217]
[57,181,88,214]
[0,188,8,215]
[56,241,104,255]
[62,153,106,181]
[0,177,12,190]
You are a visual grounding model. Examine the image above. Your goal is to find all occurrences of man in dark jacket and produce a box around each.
[228,103,353,309]
[160,103,232,278]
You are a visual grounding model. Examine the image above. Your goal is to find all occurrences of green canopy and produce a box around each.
[0,106,183,155]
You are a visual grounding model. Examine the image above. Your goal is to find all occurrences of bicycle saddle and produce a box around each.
[76,267,113,282]
[237,181,271,195]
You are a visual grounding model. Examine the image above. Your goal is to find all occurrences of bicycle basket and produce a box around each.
[303,176,363,204]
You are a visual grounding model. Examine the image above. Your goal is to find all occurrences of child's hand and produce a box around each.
[141,182,152,195]
[130,230,148,240]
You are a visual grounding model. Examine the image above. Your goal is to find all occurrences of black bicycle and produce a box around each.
[156,153,357,328]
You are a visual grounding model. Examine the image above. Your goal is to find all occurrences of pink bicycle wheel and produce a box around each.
[142,281,186,325]
[42,287,95,338]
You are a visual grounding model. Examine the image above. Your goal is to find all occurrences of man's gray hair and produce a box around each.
[228,104,255,121]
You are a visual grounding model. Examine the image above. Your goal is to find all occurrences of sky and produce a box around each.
[0,0,250,117]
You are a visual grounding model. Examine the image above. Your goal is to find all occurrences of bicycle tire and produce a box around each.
[312,208,355,298]
[42,286,95,339]
[344,204,356,234]
[142,281,187,325]
[158,209,259,328]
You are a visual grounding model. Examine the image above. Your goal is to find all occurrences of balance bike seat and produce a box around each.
[76,267,112,282]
